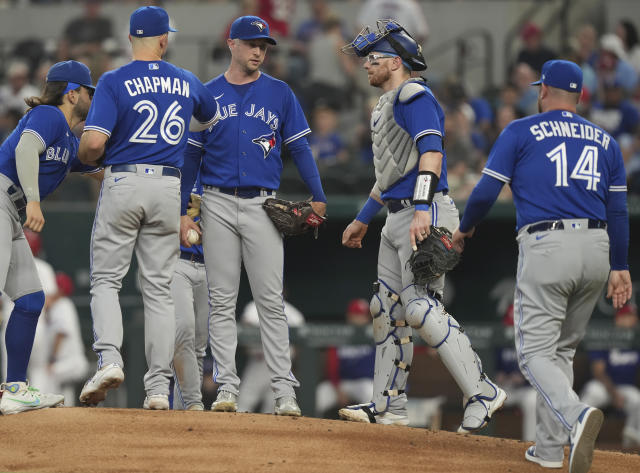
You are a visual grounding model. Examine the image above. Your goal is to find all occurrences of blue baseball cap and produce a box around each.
[46,60,94,90]
[530,59,583,93]
[229,16,277,45]
[130,6,177,38]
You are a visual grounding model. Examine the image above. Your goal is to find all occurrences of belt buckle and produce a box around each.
[550,221,562,231]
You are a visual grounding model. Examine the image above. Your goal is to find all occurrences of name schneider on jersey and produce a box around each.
[530,112,611,149]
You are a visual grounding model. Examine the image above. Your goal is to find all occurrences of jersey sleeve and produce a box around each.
[189,72,219,124]
[482,126,519,183]
[281,86,311,146]
[394,93,443,154]
[21,107,64,150]
[608,139,628,193]
[84,74,118,137]
[69,154,101,174]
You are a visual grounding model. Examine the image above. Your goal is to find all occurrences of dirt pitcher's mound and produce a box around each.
[0,408,638,473]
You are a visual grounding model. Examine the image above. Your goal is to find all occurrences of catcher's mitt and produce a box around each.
[186,193,202,219]
[408,226,460,285]
[262,198,326,237]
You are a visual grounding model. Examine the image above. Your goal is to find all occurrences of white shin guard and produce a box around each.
[405,288,483,399]
[370,280,413,413]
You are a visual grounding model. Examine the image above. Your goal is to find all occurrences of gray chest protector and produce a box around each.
[371,79,425,193]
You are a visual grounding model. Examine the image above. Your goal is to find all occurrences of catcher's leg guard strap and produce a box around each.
[370,280,412,413]
[405,291,483,399]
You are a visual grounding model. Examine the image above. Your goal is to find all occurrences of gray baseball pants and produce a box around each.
[171,257,209,409]
[89,164,180,397]
[200,187,299,399]
[514,220,609,461]
[0,173,41,300]
[376,192,459,412]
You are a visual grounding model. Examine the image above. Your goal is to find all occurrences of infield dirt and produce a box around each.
[0,408,639,472]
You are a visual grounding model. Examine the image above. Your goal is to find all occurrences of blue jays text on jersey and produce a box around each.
[84,60,218,168]
[0,105,94,199]
[188,72,311,191]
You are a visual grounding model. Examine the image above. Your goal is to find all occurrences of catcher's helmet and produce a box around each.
[342,19,427,71]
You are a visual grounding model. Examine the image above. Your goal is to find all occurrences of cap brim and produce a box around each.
[530,80,542,86]
[236,34,277,45]
[169,27,178,32]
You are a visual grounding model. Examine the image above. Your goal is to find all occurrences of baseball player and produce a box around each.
[180,15,327,416]
[77,6,219,410]
[237,298,305,413]
[338,20,506,432]
[0,60,97,415]
[171,160,208,411]
[453,60,632,473]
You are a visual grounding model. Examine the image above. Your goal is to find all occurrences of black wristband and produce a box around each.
[413,171,439,205]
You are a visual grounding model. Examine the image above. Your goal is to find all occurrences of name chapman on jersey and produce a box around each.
[530,119,611,150]
[124,76,190,98]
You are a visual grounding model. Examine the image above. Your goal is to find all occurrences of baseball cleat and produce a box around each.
[0,381,64,415]
[211,390,237,412]
[143,394,169,410]
[274,396,301,416]
[338,403,409,425]
[525,446,563,469]
[186,403,205,411]
[569,407,604,473]
[457,378,507,434]
[79,363,124,406]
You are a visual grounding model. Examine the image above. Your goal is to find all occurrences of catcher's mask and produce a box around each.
[341,19,427,72]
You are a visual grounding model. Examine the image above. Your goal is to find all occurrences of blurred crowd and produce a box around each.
[1,0,640,200]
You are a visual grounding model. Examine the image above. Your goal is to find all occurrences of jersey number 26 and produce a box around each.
[547,142,601,191]
[129,99,185,146]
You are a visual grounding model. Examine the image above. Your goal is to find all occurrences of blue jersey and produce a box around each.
[483,109,627,230]
[84,60,218,168]
[337,345,375,381]
[589,349,640,385]
[0,105,94,199]
[194,72,311,189]
[380,84,449,200]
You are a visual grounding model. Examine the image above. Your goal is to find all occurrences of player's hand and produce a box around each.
[180,214,201,248]
[23,201,45,233]
[409,209,431,251]
[342,220,368,248]
[310,201,327,217]
[452,226,475,254]
[606,270,632,310]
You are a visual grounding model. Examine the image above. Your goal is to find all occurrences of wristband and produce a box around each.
[355,197,383,224]
[415,203,430,212]
[413,171,439,206]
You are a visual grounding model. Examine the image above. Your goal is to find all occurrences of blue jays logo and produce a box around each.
[252,132,276,159]
[251,20,266,31]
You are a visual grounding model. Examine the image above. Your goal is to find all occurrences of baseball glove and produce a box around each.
[186,193,202,219]
[262,198,326,237]
[408,226,460,285]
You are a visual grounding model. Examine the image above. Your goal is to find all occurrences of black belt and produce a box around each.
[110,164,181,178]
[527,219,607,234]
[206,185,274,199]
[6,184,26,222]
[386,190,449,214]
[180,251,204,264]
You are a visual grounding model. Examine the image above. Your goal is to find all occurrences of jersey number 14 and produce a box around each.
[129,99,185,146]
[546,142,601,191]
